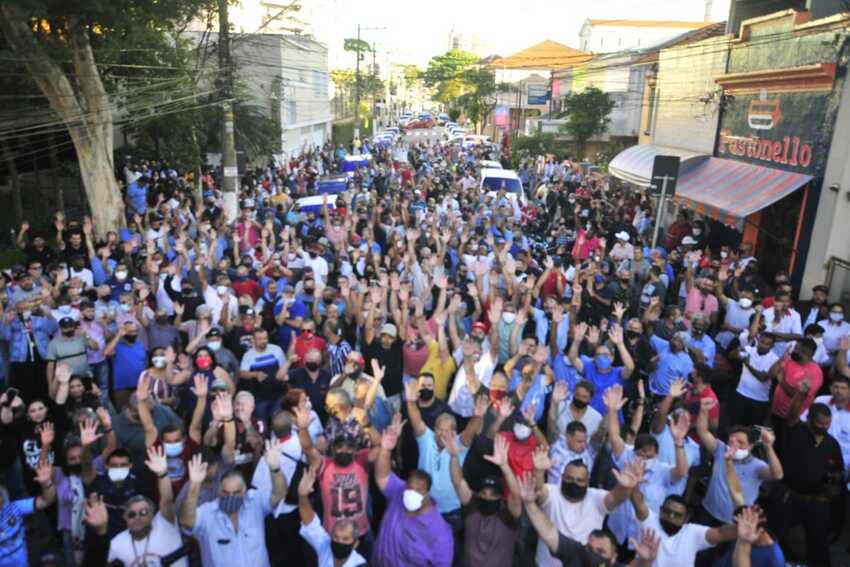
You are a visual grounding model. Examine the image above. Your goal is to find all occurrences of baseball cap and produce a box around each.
[210,378,229,391]
[59,317,77,328]
[317,237,331,247]
[681,236,697,246]
[379,323,397,338]
[207,328,223,339]
[615,231,630,241]
[239,305,255,316]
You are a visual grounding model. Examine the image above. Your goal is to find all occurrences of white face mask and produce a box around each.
[502,312,516,324]
[107,467,130,482]
[692,229,702,236]
[152,356,167,369]
[739,298,753,309]
[830,312,844,322]
[208,341,222,352]
[513,423,532,441]
[732,448,749,461]
[403,489,424,512]
[720,251,728,259]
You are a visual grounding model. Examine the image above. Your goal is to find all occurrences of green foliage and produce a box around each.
[402,65,421,88]
[509,133,559,167]
[423,49,478,104]
[343,38,371,61]
[448,108,462,122]
[454,68,511,131]
[558,87,616,156]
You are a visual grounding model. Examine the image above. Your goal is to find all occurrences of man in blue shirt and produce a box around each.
[648,332,695,397]
[0,463,55,567]
[567,322,635,416]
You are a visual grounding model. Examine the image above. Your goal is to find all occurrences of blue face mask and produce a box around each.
[219,494,244,514]
[595,355,613,370]
[164,441,184,457]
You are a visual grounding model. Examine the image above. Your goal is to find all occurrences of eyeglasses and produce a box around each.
[126,508,150,520]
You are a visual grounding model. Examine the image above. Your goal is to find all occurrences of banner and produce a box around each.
[527,84,550,105]
[494,106,509,127]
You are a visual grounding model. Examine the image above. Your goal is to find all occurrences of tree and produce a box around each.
[559,87,615,160]
[0,0,213,238]
[423,49,478,105]
[455,68,510,134]
[402,65,421,89]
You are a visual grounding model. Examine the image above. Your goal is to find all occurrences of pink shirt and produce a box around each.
[571,229,601,261]
[772,358,823,418]
[319,449,371,535]
[684,287,719,329]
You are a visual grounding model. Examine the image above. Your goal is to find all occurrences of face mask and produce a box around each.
[489,389,507,405]
[152,356,167,369]
[739,298,753,309]
[572,398,589,410]
[560,480,587,501]
[108,467,130,483]
[115,271,128,281]
[643,458,657,470]
[720,251,728,259]
[478,498,501,516]
[732,448,749,461]
[155,315,169,325]
[830,312,844,322]
[124,334,138,343]
[502,312,516,324]
[64,463,82,476]
[626,330,641,341]
[595,355,612,370]
[195,356,213,370]
[305,361,320,372]
[61,329,76,337]
[120,304,132,313]
[208,341,222,352]
[513,423,532,440]
[331,540,354,560]
[333,452,354,467]
[790,351,803,363]
[811,424,829,436]
[659,518,682,536]
[219,494,244,514]
[163,441,184,457]
[692,229,702,236]
[403,489,424,512]
[419,388,435,402]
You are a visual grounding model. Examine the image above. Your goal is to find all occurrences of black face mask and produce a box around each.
[124,334,138,343]
[811,424,829,437]
[572,399,589,410]
[790,351,803,363]
[330,540,354,560]
[63,463,82,476]
[626,330,641,341]
[560,480,587,501]
[478,498,501,516]
[333,452,354,467]
[155,316,169,325]
[659,518,683,536]
[419,388,435,402]
[305,361,320,372]
[61,329,76,337]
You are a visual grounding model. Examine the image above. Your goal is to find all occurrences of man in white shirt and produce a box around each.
[108,446,187,567]
[448,335,496,418]
[761,292,802,356]
[730,333,779,427]
[633,493,737,567]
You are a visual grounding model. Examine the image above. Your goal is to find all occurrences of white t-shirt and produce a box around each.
[735,345,779,402]
[107,512,187,567]
[639,510,712,567]
[536,485,609,567]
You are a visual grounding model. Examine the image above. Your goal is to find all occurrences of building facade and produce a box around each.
[579,19,712,53]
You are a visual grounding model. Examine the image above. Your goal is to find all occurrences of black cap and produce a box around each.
[207,328,223,339]
[813,284,830,294]
[59,317,77,328]
[239,305,255,316]
[331,433,357,448]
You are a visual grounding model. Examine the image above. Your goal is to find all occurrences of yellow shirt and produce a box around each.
[420,340,457,401]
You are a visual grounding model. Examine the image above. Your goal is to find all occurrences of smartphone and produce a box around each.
[5,388,18,404]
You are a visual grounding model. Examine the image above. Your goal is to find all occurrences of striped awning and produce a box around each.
[608,144,707,187]
[673,158,813,225]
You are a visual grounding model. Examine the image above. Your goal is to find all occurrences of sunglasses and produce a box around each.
[126,508,150,520]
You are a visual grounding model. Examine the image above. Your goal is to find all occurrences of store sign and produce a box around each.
[527,84,550,105]
[494,106,509,127]
[716,91,832,174]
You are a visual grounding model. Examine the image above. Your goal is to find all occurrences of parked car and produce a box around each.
[437,113,450,125]
[404,118,435,129]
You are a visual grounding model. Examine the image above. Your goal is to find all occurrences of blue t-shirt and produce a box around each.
[126,181,147,215]
[649,336,695,396]
[703,441,767,523]
[0,498,35,567]
[273,299,309,351]
[579,355,624,416]
[113,340,147,391]
[717,542,784,567]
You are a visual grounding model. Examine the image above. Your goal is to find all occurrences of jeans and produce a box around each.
[90,360,110,401]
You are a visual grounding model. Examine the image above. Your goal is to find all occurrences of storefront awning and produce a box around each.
[608,144,707,187]
[673,158,813,225]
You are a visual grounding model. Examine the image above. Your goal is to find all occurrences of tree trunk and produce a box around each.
[47,132,64,214]
[0,5,123,239]
[1,140,24,228]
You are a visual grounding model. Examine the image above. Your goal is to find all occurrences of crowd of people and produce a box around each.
[0,130,849,567]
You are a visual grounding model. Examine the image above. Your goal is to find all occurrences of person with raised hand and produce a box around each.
[297,463,367,567]
[106,445,186,566]
[180,437,286,567]
[372,412,453,567]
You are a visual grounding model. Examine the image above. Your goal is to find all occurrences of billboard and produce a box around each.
[494,106,509,127]
[527,84,550,105]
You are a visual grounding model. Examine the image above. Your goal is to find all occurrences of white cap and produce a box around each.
[681,236,697,246]
[615,231,630,242]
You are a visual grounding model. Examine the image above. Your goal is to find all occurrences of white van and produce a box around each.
[479,168,525,205]
[479,160,502,170]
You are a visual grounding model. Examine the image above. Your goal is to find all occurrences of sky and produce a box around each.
[297,0,725,68]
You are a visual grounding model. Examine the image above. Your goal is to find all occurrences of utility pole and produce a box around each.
[218,0,238,222]
[353,24,361,140]
[371,42,378,136]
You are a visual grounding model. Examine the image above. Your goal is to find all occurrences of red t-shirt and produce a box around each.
[319,449,370,535]
[540,271,566,301]
[773,357,823,418]
[502,431,539,487]
[232,278,262,302]
[683,386,719,442]
[294,334,328,367]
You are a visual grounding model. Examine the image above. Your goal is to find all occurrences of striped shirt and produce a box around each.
[327,340,352,378]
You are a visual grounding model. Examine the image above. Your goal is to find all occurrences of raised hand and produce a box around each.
[612,459,646,489]
[587,325,600,344]
[603,385,627,412]
[187,453,208,484]
[483,434,509,468]
[292,404,311,430]
[83,494,108,531]
[759,427,775,447]
[211,392,234,422]
[371,359,385,382]
[532,445,553,472]
[441,430,459,456]
[190,373,209,399]
[55,364,72,385]
[79,418,103,447]
[39,421,55,447]
[735,506,761,544]
[264,437,282,470]
[136,374,151,402]
[518,471,537,503]
[298,463,318,497]
[474,394,489,417]
[381,413,406,451]
[613,302,626,321]
[404,380,420,404]
[498,398,515,419]
[145,445,168,477]
[608,324,624,345]
[631,528,661,563]
[670,411,691,442]
[552,381,569,403]
[669,378,687,398]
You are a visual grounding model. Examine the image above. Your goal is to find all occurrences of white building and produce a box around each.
[579,19,713,53]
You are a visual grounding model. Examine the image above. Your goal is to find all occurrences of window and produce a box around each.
[313,70,328,97]
[287,100,297,124]
[645,85,657,134]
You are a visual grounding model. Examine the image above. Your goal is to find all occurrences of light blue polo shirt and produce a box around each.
[703,440,767,523]
[417,428,468,514]
[649,336,695,395]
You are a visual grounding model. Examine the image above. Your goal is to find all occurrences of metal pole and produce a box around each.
[218,0,238,222]
[353,24,361,140]
[651,176,670,249]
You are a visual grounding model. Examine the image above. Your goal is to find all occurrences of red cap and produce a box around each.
[471,322,488,332]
